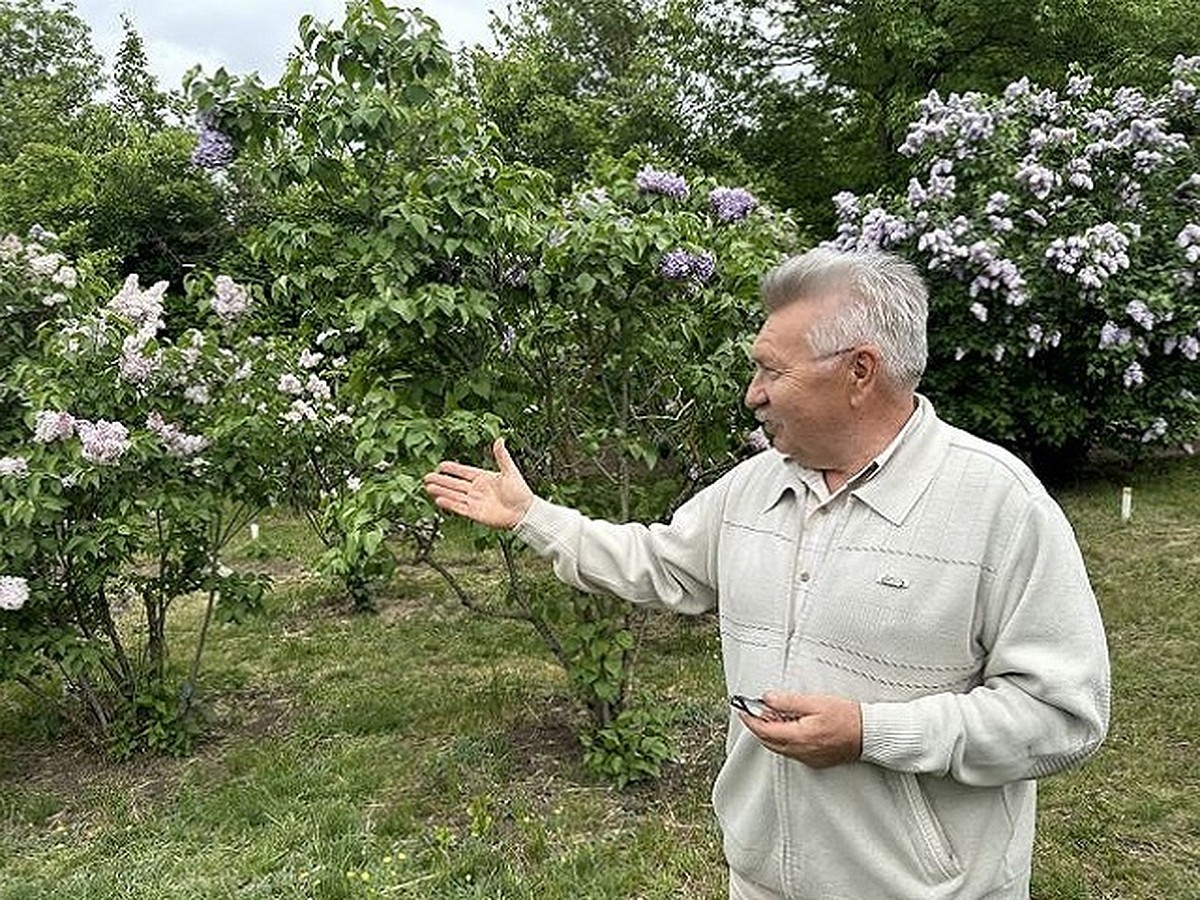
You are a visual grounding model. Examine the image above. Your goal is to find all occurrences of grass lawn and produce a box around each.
[2,456,1198,899]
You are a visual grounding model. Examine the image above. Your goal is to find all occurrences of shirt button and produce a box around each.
[798,571,811,582]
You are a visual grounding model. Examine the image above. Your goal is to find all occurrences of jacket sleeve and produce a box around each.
[513,490,720,615]
[858,496,1111,786]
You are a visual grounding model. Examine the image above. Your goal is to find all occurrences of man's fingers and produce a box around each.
[434,461,492,482]
[762,690,819,716]
[492,436,519,476]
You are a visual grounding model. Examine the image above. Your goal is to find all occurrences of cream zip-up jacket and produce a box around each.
[514,398,1110,899]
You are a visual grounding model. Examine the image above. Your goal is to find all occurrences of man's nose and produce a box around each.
[744,373,765,409]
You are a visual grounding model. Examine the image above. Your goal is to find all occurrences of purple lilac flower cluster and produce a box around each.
[709,187,757,223]
[829,199,912,251]
[192,121,236,170]
[0,575,28,611]
[635,166,689,200]
[659,249,716,283]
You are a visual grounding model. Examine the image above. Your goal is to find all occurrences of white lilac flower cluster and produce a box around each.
[278,349,336,425]
[211,275,252,321]
[0,575,29,611]
[659,249,716,283]
[635,166,689,200]
[33,410,76,443]
[0,231,78,309]
[1169,55,1200,112]
[1177,223,1200,264]
[106,275,168,384]
[0,455,30,478]
[709,187,757,223]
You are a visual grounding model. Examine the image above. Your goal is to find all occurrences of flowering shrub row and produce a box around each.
[828,58,1200,466]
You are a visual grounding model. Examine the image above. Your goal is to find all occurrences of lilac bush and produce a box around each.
[0,253,344,753]
[828,58,1200,471]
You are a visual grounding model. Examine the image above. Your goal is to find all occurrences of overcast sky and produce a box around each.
[74,1,500,93]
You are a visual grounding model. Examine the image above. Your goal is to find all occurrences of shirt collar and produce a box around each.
[757,395,945,524]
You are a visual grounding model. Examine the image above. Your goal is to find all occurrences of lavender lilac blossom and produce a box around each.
[211,275,251,320]
[659,249,716,283]
[635,166,689,200]
[192,123,236,169]
[709,187,758,223]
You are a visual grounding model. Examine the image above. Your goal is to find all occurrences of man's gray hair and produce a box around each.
[761,247,928,390]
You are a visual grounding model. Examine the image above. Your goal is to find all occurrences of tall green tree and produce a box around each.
[468,0,749,191]
[0,0,103,161]
[112,14,168,129]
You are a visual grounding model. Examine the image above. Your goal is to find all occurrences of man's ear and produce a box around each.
[849,345,878,384]
[847,346,881,401]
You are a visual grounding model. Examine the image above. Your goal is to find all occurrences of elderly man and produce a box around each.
[424,247,1110,899]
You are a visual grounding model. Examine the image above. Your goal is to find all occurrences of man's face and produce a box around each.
[744,297,855,467]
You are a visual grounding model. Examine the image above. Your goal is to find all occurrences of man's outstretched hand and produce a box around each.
[423,437,534,530]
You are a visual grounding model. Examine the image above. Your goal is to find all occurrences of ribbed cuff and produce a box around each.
[513,496,564,552]
[860,701,927,768]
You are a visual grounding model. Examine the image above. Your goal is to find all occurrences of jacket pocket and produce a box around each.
[889,771,964,883]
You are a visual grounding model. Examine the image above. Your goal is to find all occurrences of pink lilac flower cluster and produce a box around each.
[33,411,130,464]
[146,412,209,458]
[108,275,168,384]
[744,427,770,453]
[76,419,131,465]
[635,166,689,200]
[709,187,757,223]
[0,575,29,611]
[33,410,76,442]
[659,249,716,283]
